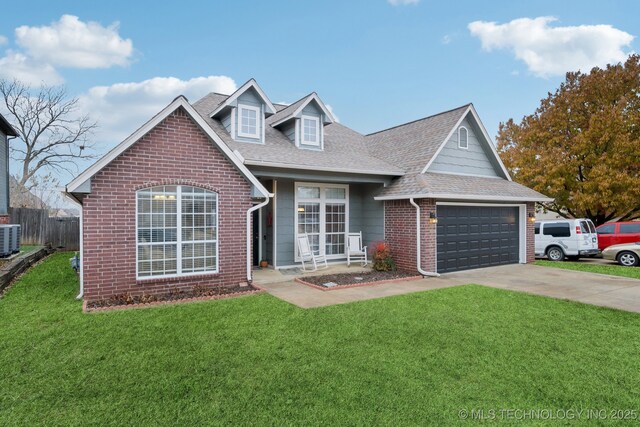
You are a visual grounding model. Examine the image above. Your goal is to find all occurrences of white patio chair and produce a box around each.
[297,234,328,272]
[347,232,368,267]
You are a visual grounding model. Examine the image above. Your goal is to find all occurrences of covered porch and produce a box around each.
[249,167,392,269]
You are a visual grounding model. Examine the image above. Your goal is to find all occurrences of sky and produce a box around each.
[0,0,638,200]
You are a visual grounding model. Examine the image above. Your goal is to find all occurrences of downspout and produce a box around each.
[76,205,84,299]
[409,198,440,277]
[246,197,270,283]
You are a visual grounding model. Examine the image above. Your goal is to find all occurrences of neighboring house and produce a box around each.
[0,113,18,224]
[66,79,550,303]
[9,176,49,210]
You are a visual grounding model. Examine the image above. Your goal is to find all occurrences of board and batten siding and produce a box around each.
[274,180,384,267]
[0,130,8,215]
[427,117,501,177]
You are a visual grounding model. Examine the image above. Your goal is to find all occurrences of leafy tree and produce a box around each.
[497,55,640,225]
[0,79,97,197]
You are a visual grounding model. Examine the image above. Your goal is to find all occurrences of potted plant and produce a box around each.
[259,259,269,268]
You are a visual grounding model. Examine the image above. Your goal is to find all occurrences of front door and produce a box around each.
[294,183,348,260]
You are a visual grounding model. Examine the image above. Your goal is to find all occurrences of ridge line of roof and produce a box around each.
[366,103,472,137]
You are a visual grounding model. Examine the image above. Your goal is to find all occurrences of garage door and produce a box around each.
[437,205,520,273]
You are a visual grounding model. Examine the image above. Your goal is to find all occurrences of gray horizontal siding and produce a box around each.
[428,117,499,177]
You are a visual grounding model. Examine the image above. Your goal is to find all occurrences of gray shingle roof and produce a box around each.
[376,172,552,201]
[266,94,313,125]
[365,104,470,173]
[192,93,404,175]
[191,92,550,202]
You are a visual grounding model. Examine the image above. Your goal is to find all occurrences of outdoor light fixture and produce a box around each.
[528,213,536,223]
[429,212,438,224]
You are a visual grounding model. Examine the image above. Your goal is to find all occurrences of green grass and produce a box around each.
[1,253,640,426]
[536,260,640,280]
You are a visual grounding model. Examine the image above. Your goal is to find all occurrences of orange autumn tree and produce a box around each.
[497,55,640,226]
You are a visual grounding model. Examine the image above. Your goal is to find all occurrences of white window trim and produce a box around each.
[294,182,349,262]
[458,126,469,149]
[301,114,320,146]
[237,104,261,139]
[135,185,219,280]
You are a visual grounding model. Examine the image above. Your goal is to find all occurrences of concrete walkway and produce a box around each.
[254,264,640,313]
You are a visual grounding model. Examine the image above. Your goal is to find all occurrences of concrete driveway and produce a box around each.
[255,264,640,313]
[441,264,640,313]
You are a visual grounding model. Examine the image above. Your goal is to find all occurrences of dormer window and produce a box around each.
[302,115,320,146]
[458,126,468,149]
[238,105,260,139]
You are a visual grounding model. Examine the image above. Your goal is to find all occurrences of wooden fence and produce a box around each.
[9,208,80,251]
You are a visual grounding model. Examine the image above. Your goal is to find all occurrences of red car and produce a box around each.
[596,221,640,251]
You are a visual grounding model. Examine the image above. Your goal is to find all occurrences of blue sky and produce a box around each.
[1,0,638,190]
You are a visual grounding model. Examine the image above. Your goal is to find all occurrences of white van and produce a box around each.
[535,219,599,261]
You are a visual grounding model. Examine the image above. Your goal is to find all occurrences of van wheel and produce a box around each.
[617,251,639,267]
[547,246,565,262]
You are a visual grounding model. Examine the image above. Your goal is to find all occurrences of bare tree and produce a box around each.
[0,78,98,190]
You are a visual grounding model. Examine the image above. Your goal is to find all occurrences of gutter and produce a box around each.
[409,198,440,277]
[246,196,271,283]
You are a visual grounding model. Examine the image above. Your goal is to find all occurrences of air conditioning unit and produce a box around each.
[0,225,11,257]
[10,224,21,253]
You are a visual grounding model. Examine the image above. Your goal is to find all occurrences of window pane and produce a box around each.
[325,187,345,199]
[543,223,571,237]
[137,185,217,277]
[597,224,615,234]
[297,186,320,199]
[325,203,346,255]
[620,224,640,234]
[459,127,468,148]
[303,118,318,143]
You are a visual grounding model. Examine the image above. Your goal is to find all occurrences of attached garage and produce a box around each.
[436,204,522,273]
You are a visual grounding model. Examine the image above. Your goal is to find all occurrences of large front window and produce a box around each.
[295,183,348,259]
[137,185,218,278]
[238,105,260,138]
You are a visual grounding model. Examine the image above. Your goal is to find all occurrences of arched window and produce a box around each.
[136,185,218,278]
[458,126,469,149]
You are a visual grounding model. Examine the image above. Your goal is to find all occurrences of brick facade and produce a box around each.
[384,198,436,273]
[526,202,535,263]
[82,108,252,303]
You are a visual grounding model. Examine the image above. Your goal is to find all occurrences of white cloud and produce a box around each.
[0,50,63,85]
[15,14,133,69]
[79,75,237,144]
[468,17,634,77]
[441,35,452,45]
[388,0,419,6]
[0,35,7,46]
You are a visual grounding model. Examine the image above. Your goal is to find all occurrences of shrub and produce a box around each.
[371,241,396,271]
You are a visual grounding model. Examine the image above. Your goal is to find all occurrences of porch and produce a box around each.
[250,171,391,269]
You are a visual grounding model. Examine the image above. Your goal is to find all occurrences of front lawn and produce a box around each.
[536,260,640,280]
[1,253,639,425]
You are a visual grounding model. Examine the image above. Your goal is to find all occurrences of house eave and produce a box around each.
[243,159,404,176]
[374,193,554,202]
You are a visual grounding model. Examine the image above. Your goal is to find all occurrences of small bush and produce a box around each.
[371,241,396,271]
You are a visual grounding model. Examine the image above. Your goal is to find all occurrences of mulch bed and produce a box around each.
[84,284,264,312]
[296,270,422,291]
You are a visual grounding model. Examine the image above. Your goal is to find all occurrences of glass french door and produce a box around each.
[295,183,348,259]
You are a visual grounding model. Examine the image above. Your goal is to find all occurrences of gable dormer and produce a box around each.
[269,93,335,151]
[210,79,276,144]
